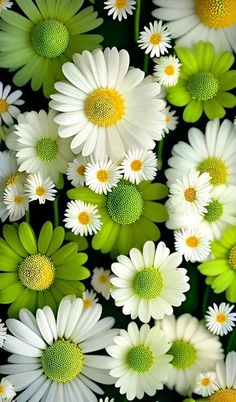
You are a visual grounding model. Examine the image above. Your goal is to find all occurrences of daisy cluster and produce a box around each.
[0,1,236,402]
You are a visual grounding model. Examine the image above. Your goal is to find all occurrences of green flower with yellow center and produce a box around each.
[0,221,89,317]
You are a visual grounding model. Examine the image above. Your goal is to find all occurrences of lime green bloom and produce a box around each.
[0,0,103,97]
[198,226,236,302]
[167,41,236,122]
[0,221,89,317]
[67,180,168,257]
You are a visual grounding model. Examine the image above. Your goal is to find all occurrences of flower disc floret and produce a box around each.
[18,254,55,291]
[198,157,228,186]
[169,340,197,369]
[204,200,224,222]
[133,268,164,299]
[195,0,236,28]
[187,72,219,101]
[36,138,58,162]
[210,389,236,402]
[31,20,69,59]
[127,345,154,373]
[229,245,236,269]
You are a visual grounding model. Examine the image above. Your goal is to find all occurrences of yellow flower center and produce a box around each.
[229,245,236,269]
[14,196,23,205]
[184,187,196,202]
[83,299,92,308]
[210,389,236,402]
[198,157,227,186]
[164,65,175,76]
[0,385,5,395]
[186,236,199,248]
[98,273,108,284]
[18,254,55,291]
[216,312,227,323]
[130,159,142,172]
[77,165,85,176]
[5,172,22,186]
[36,186,46,196]
[195,0,236,28]
[201,377,211,386]
[97,169,109,182]
[78,211,90,225]
[115,0,127,9]
[85,88,125,127]
[150,33,162,45]
[165,116,171,123]
[0,99,8,114]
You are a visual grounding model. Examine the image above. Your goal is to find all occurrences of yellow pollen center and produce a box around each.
[164,65,175,75]
[97,169,109,182]
[130,159,142,172]
[229,245,236,269]
[184,187,196,202]
[0,99,8,114]
[150,33,162,45]
[83,299,92,308]
[210,389,236,402]
[186,236,199,248]
[195,0,236,28]
[216,312,227,323]
[0,385,5,395]
[18,254,55,291]
[36,186,46,196]
[98,273,108,284]
[165,116,171,123]
[5,172,22,186]
[85,88,125,127]
[14,196,23,205]
[77,165,85,176]
[201,377,211,386]
[78,211,90,225]
[115,0,127,9]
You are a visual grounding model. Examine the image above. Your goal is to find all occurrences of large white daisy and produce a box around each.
[50,47,166,162]
[152,0,236,53]
[0,82,24,126]
[0,296,118,402]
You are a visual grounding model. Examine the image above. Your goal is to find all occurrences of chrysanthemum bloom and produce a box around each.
[107,322,172,400]
[156,314,224,396]
[64,200,102,236]
[152,0,236,53]
[194,372,218,397]
[198,225,236,302]
[24,172,57,204]
[0,0,103,97]
[138,20,172,58]
[104,0,136,21]
[0,296,118,401]
[120,149,157,185]
[50,47,166,161]
[167,42,236,122]
[165,119,236,188]
[153,55,181,87]
[0,221,89,317]
[0,378,15,401]
[85,159,122,194]
[0,319,7,348]
[111,241,189,323]
[67,180,168,257]
[205,302,236,336]
[174,227,211,263]
[0,82,24,126]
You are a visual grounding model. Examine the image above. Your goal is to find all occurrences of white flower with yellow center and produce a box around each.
[161,106,178,136]
[0,319,7,348]
[50,47,166,162]
[138,20,172,58]
[85,159,122,194]
[0,82,24,126]
[156,313,224,396]
[91,267,112,300]
[104,0,136,21]
[205,302,236,336]
[0,0,13,12]
[165,119,236,188]
[154,55,181,87]
[120,149,157,184]
[82,289,99,309]
[24,172,57,204]
[0,296,118,402]
[107,322,173,400]
[174,227,211,263]
[3,183,29,222]
[194,372,218,397]
[64,200,102,236]
[111,241,190,323]
[152,0,236,53]
[66,155,88,187]
[0,378,15,402]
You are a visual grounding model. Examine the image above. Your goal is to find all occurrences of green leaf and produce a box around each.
[18,223,37,255]
[143,202,168,222]
[3,225,28,257]
[38,221,53,255]
[183,100,203,123]
[141,183,168,201]
[46,226,65,257]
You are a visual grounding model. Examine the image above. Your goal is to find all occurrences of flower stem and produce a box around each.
[201,285,210,317]
[144,53,149,74]
[53,195,60,227]
[226,328,236,353]
[157,138,164,170]
[25,208,30,224]
[134,0,141,42]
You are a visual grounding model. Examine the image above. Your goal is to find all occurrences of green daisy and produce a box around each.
[0,0,103,97]
[0,221,89,317]
[67,180,168,257]
[167,41,236,122]
[198,226,236,302]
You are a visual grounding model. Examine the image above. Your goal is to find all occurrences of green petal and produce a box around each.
[211,270,235,293]
[167,87,191,107]
[183,100,203,123]
[0,48,35,69]
[92,219,115,251]
[67,187,106,206]
[175,46,199,74]
[203,99,225,119]
[50,284,64,304]
[1,9,32,30]
[211,241,228,259]
[51,243,78,265]
[220,226,236,248]
[211,51,234,76]
[0,238,21,259]
[219,71,236,91]
[198,259,229,275]
[117,225,135,256]
[132,221,150,250]
[194,42,215,71]
[0,282,24,303]
[206,276,215,285]
[13,56,42,87]
[3,225,28,257]
[226,277,236,303]
[0,254,21,271]
[215,92,236,108]
[57,0,83,20]
[137,217,160,242]
[64,231,88,251]
[18,222,37,255]
[101,223,120,254]
[8,288,36,318]
[34,0,49,19]
[137,181,150,192]
[46,226,65,257]
[143,201,168,223]
[55,279,84,297]
[0,273,18,290]
[38,221,53,255]
[16,0,42,22]
[43,290,57,314]
[55,265,90,280]
[141,183,168,201]
[37,291,47,309]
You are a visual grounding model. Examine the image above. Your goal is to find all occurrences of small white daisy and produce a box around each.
[138,20,172,58]
[0,378,15,402]
[154,55,181,87]
[99,398,115,402]
[24,172,57,204]
[174,227,211,263]
[85,159,122,194]
[64,200,102,236]
[91,267,112,300]
[194,372,218,397]
[66,155,88,187]
[120,149,157,184]
[104,0,136,21]
[3,183,29,222]
[205,302,236,336]
[161,106,178,136]
[0,83,24,126]
[0,319,7,348]
[82,289,99,309]
[0,0,13,12]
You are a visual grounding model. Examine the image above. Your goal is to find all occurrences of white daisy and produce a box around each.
[3,183,29,222]
[82,289,99,309]
[156,313,224,396]
[50,47,166,162]
[24,172,57,204]
[0,83,24,126]
[85,159,122,194]
[0,378,15,402]
[64,200,102,236]
[91,267,112,300]
[0,296,118,402]
[138,20,172,58]
[120,149,157,184]
[66,155,88,187]
[165,119,236,187]
[5,109,74,185]
[154,55,181,87]
[99,398,114,402]
[104,0,136,21]
[194,372,218,397]
[174,227,211,263]
[111,241,190,323]
[0,0,13,12]
[161,106,178,136]
[152,0,236,53]
[0,319,7,348]
[168,171,212,216]
[205,302,236,336]
[107,322,173,400]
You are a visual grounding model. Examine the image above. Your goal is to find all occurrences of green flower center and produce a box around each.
[198,157,227,186]
[169,340,197,370]
[127,345,154,373]
[133,267,164,299]
[36,137,58,162]
[204,199,224,222]
[31,20,69,59]
[41,339,84,383]
[18,254,55,291]
[106,181,144,225]
[229,245,236,270]
[187,72,219,101]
